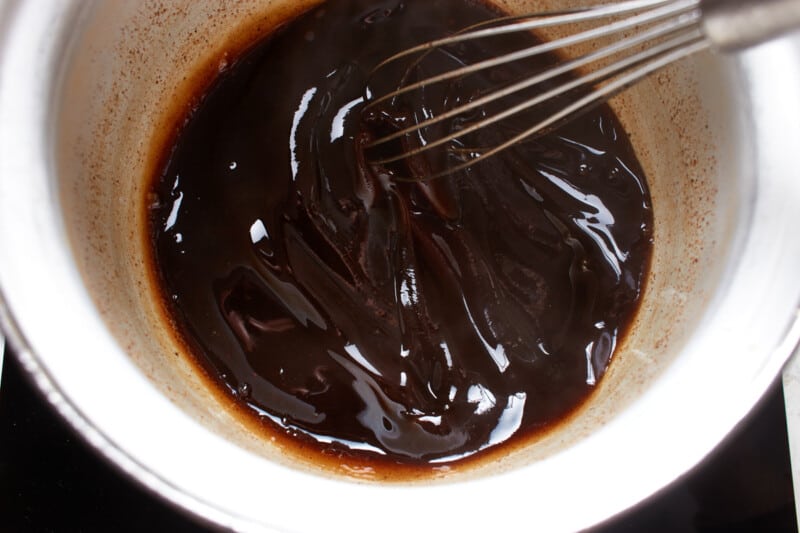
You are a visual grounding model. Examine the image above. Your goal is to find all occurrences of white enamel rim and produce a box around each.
[1,1,800,532]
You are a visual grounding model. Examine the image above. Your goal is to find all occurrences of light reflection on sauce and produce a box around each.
[149,0,653,471]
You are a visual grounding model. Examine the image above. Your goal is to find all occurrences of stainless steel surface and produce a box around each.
[782,336,800,532]
[702,0,800,51]
[367,0,800,177]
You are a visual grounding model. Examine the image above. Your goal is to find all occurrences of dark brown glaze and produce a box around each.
[149,0,653,467]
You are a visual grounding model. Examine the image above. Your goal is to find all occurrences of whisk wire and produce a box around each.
[368,9,703,157]
[397,37,709,182]
[369,0,677,79]
[364,0,800,180]
[363,0,726,180]
[365,0,700,111]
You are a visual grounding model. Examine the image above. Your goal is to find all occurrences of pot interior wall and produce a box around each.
[55,0,747,480]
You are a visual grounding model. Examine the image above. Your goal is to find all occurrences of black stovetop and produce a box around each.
[0,350,796,532]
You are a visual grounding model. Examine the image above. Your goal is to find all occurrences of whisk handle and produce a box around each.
[702,0,800,51]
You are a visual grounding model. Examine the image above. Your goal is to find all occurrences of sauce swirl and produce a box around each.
[149,0,653,468]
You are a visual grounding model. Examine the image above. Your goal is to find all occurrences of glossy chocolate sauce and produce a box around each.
[149,0,653,469]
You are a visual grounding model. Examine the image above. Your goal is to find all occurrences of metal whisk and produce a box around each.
[364,0,800,180]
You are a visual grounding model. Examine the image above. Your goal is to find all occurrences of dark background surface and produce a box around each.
[0,350,796,532]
